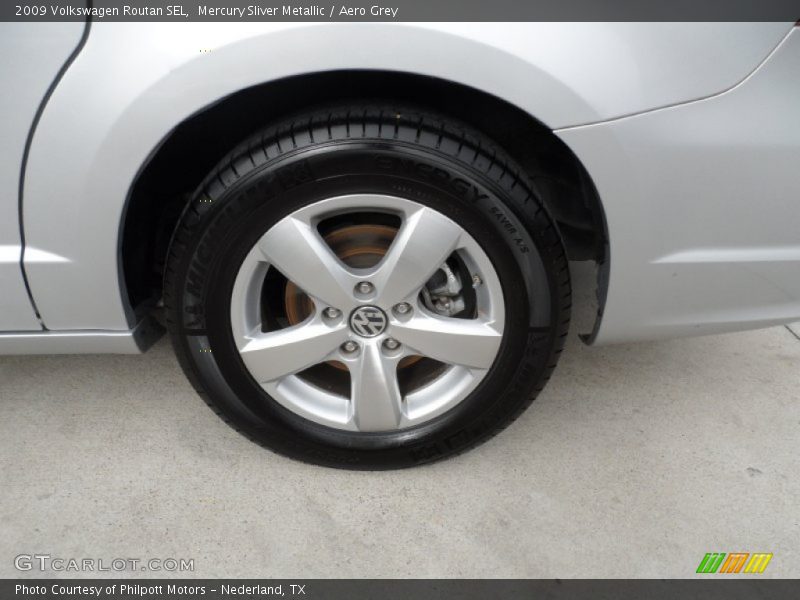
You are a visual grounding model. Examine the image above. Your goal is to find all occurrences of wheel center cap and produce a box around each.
[349,306,387,338]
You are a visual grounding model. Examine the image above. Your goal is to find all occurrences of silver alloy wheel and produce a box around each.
[230,194,505,432]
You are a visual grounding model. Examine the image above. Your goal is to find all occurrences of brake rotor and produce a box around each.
[284,223,421,370]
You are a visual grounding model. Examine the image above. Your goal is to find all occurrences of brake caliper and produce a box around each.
[421,262,466,317]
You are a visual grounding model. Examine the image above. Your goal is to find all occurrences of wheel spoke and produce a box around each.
[258,216,356,310]
[348,344,403,431]
[373,207,462,303]
[391,312,502,369]
[238,320,348,383]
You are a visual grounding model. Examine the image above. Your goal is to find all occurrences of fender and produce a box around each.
[557,29,800,343]
[22,22,791,331]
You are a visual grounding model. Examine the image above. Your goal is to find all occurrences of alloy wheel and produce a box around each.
[230,194,505,432]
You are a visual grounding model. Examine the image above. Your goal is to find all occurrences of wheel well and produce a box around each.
[122,70,607,316]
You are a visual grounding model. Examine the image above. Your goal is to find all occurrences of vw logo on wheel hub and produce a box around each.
[349,306,388,338]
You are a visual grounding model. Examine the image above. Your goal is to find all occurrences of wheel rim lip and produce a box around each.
[229,193,505,433]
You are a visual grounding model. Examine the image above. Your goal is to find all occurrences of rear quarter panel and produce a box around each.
[20,22,792,335]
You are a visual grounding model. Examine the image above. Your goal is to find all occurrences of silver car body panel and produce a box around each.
[1,22,797,352]
[0,22,84,331]
[0,317,160,355]
[558,29,800,343]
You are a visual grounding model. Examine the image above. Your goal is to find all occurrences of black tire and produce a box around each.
[163,103,570,469]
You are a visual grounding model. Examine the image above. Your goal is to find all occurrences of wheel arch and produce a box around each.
[121,70,609,334]
[23,23,610,334]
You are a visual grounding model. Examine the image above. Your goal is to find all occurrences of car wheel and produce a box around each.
[164,104,570,469]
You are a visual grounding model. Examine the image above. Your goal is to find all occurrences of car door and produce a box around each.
[0,21,86,331]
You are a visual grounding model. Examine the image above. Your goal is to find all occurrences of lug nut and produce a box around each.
[394,302,412,315]
[383,338,401,351]
[341,341,359,354]
[323,307,341,319]
[356,281,374,295]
